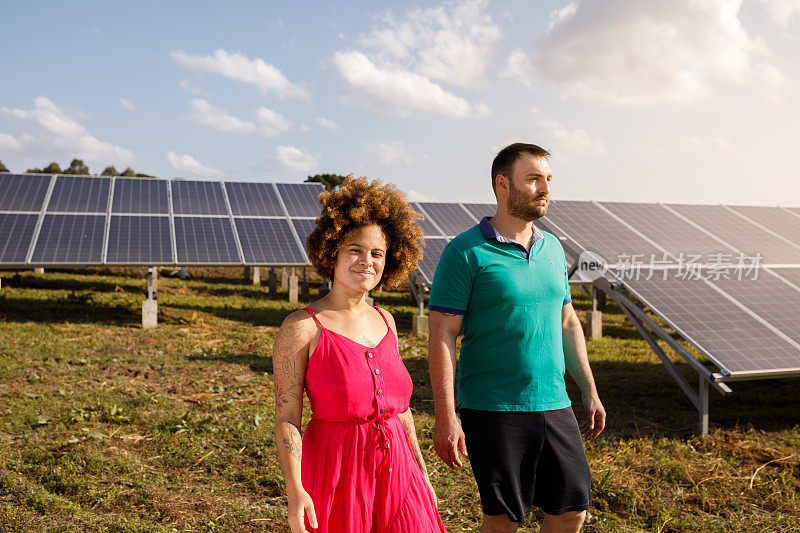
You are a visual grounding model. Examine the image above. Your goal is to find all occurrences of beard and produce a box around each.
[507,181,548,221]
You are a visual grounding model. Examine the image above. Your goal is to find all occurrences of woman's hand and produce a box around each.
[287,487,318,532]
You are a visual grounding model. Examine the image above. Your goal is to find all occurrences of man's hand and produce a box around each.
[581,394,606,439]
[433,413,468,468]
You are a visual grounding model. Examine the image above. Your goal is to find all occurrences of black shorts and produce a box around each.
[460,406,591,522]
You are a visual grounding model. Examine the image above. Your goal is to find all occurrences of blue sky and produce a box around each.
[1,0,799,205]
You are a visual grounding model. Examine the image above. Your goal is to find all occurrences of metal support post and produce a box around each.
[699,375,709,435]
[268,269,278,297]
[289,267,299,304]
[252,266,261,285]
[142,266,158,329]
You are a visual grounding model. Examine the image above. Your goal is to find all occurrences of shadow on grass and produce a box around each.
[185,351,273,374]
[167,303,298,328]
[0,295,140,326]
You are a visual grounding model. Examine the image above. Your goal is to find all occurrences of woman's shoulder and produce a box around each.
[277,309,320,342]
[375,306,397,331]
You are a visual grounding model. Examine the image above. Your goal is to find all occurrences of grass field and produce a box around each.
[1,269,799,532]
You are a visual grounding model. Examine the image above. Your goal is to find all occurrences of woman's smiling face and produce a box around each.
[333,224,388,293]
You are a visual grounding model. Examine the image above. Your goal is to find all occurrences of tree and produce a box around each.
[62,158,90,175]
[101,166,119,176]
[120,167,136,177]
[0,160,8,173]
[42,162,62,174]
[305,173,349,191]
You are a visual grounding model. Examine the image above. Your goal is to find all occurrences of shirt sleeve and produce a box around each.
[429,241,473,315]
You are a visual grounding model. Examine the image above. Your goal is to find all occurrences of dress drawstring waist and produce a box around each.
[311,414,396,472]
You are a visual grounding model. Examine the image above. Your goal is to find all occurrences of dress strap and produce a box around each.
[301,308,323,328]
[373,306,391,328]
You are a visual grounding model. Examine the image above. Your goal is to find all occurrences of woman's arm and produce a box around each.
[398,408,437,505]
[273,311,318,532]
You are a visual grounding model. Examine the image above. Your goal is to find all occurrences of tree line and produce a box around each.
[0,159,348,191]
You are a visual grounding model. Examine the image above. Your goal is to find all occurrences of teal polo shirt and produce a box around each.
[429,217,573,412]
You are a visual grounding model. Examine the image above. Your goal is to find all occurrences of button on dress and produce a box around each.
[300,307,446,532]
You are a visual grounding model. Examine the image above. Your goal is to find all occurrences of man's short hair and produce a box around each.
[491,143,550,194]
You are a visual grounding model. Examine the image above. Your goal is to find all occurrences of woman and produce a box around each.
[273,177,445,532]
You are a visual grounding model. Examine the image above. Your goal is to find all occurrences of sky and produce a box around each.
[1,0,799,206]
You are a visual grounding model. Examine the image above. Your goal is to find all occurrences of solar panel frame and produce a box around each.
[174,216,242,264]
[461,203,496,221]
[225,181,284,217]
[0,214,39,264]
[291,218,317,244]
[725,205,800,252]
[171,180,229,215]
[417,202,478,237]
[770,267,800,289]
[111,177,170,214]
[30,214,106,264]
[0,174,53,212]
[600,201,740,261]
[620,269,800,377]
[106,215,173,264]
[235,218,308,265]
[419,237,449,285]
[47,175,110,213]
[710,270,800,347]
[275,183,325,217]
[665,203,800,265]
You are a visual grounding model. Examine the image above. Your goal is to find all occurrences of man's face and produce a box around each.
[505,155,552,221]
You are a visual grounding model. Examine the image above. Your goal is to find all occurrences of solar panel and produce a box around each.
[622,269,800,376]
[106,216,172,264]
[235,218,306,264]
[0,174,51,212]
[726,206,800,247]
[772,267,800,288]
[413,205,444,237]
[600,202,739,260]
[112,178,169,214]
[225,182,284,216]
[666,204,800,265]
[171,181,228,215]
[544,201,659,266]
[462,203,496,221]
[174,217,241,264]
[785,207,800,219]
[275,183,324,217]
[0,214,38,263]
[710,271,800,346]
[291,218,317,243]
[31,214,106,264]
[47,176,110,213]
[417,203,477,237]
[419,238,448,284]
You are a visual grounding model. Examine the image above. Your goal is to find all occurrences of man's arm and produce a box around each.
[428,310,468,468]
[562,302,606,438]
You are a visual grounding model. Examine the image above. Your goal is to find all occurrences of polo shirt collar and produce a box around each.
[479,216,544,246]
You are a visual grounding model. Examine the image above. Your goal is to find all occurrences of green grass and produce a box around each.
[1,269,799,532]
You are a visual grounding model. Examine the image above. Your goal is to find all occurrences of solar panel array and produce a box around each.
[538,200,800,380]
[0,174,323,266]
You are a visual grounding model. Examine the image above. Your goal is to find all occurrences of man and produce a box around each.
[428,143,605,533]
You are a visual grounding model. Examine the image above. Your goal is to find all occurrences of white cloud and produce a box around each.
[407,189,437,202]
[272,146,318,173]
[255,107,292,137]
[299,124,311,132]
[360,0,502,88]
[185,99,257,134]
[507,0,785,106]
[364,141,419,166]
[315,117,340,130]
[332,50,488,117]
[547,2,578,30]
[331,0,495,117]
[0,96,134,165]
[683,136,733,151]
[539,119,606,157]
[166,151,220,178]
[757,0,800,27]
[170,48,310,100]
[178,78,204,95]
[491,138,525,154]
[184,99,290,137]
[119,98,136,111]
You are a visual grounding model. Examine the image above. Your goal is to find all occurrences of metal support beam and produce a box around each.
[699,375,709,435]
[142,266,158,329]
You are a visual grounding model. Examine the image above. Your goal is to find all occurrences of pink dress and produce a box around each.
[300,307,446,532]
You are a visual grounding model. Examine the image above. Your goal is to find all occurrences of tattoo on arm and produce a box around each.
[274,322,306,407]
[282,422,303,462]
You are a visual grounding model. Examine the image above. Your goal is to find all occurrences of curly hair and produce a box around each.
[306,176,424,289]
